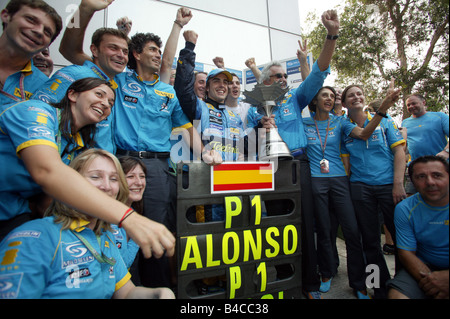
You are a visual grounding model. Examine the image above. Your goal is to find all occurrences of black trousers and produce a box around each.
[264,154,321,291]
[350,182,397,298]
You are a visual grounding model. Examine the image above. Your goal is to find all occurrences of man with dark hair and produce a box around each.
[388,155,449,299]
[113,30,220,288]
[0,0,62,106]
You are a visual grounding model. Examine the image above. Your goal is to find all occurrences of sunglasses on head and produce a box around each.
[270,73,288,79]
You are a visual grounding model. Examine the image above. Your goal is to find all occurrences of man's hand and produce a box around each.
[80,0,114,13]
[297,39,308,61]
[176,7,193,27]
[116,16,132,35]
[261,114,277,132]
[245,57,257,69]
[419,271,449,299]
[213,57,225,69]
[321,10,340,35]
[202,150,223,166]
[183,30,198,45]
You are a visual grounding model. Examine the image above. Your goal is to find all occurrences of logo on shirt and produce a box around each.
[124,95,138,104]
[28,126,52,139]
[61,242,94,269]
[122,81,144,98]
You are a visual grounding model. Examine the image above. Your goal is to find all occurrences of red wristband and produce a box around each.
[118,208,134,228]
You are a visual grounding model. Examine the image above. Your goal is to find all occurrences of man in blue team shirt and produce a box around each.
[251,10,340,299]
[388,156,449,299]
[114,31,219,288]
[175,30,245,162]
[402,94,449,195]
[0,0,62,106]
[402,94,449,162]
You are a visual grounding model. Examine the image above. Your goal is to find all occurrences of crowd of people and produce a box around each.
[0,0,448,300]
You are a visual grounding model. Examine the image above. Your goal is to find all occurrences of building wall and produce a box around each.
[3,0,308,89]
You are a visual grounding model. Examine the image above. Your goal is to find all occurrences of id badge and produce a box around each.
[320,159,329,174]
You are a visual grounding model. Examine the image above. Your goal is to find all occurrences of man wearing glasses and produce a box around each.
[246,9,340,299]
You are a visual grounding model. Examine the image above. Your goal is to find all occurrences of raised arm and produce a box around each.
[297,39,311,79]
[316,10,340,72]
[245,57,261,82]
[60,0,113,65]
[174,30,199,122]
[350,80,401,140]
[160,7,193,84]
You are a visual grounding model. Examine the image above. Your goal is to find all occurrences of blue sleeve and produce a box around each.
[32,67,78,103]
[292,61,330,110]
[0,100,58,155]
[0,220,57,298]
[341,116,357,137]
[394,200,417,252]
[174,42,199,122]
[384,116,405,149]
[440,113,449,136]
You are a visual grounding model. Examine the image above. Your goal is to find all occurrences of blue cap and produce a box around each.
[206,68,233,82]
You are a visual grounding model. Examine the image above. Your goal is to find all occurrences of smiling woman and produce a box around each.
[0,77,116,239]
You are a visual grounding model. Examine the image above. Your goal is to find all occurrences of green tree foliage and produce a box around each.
[305,0,449,119]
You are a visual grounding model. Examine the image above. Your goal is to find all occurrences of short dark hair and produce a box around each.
[308,86,336,113]
[91,27,130,48]
[2,0,62,43]
[127,32,162,70]
[408,155,449,181]
[405,93,426,103]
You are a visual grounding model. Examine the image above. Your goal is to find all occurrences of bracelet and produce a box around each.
[326,34,339,40]
[174,20,184,28]
[376,110,388,118]
[118,208,135,228]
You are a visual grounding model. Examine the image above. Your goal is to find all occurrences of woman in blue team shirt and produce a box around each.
[0,148,174,299]
[303,86,401,299]
[341,84,406,299]
[0,78,176,258]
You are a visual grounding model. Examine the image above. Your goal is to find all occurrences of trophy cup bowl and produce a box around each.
[244,83,293,161]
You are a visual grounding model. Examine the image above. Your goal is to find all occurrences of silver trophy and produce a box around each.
[244,82,293,161]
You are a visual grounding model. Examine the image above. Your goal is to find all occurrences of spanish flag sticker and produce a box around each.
[211,162,274,194]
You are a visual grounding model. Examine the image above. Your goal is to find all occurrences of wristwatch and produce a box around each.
[376,110,388,118]
[326,34,339,40]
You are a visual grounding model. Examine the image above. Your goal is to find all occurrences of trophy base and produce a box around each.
[259,141,293,161]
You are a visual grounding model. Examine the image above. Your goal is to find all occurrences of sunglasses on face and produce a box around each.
[270,73,288,79]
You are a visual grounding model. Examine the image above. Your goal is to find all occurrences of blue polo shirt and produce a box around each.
[394,193,449,269]
[246,61,330,151]
[341,112,405,185]
[0,217,130,299]
[303,114,356,177]
[32,60,117,153]
[402,112,449,162]
[0,61,48,106]
[114,70,192,153]
[0,100,84,221]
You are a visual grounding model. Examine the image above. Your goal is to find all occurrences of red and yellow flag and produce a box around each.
[211,162,274,194]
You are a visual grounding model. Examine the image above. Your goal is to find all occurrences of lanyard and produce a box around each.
[71,230,116,266]
[0,73,26,102]
[314,118,330,159]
